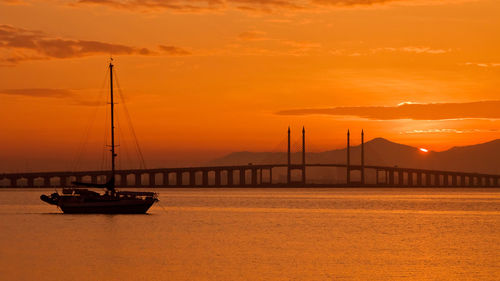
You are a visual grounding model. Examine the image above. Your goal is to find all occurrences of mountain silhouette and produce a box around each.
[209,138,500,175]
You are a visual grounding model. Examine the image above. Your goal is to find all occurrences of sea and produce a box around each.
[0,188,499,281]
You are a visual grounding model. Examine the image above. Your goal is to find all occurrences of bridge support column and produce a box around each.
[417,173,422,186]
[43,177,50,187]
[361,130,364,185]
[120,174,127,187]
[259,168,263,185]
[398,171,403,185]
[215,170,221,186]
[240,169,245,185]
[135,174,142,186]
[60,176,67,186]
[189,171,196,186]
[425,173,431,186]
[149,173,155,186]
[176,172,183,186]
[269,168,273,185]
[27,177,34,187]
[91,175,98,184]
[251,168,257,186]
[287,127,291,185]
[389,170,394,186]
[460,175,465,187]
[202,171,208,186]
[163,173,169,186]
[226,170,233,186]
[346,130,350,185]
[10,177,17,187]
[408,172,413,186]
[452,175,458,187]
[443,174,448,186]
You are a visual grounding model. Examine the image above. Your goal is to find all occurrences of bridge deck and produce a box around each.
[1,163,499,188]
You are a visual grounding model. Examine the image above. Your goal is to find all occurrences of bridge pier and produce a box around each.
[215,170,221,186]
[149,173,155,186]
[269,168,273,185]
[189,171,196,186]
[452,175,458,187]
[175,172,182,186]
[251,168,257,186]
[120,174,127,187]
[424,173,430,186]
[135,174,141,186]
[408,172,413,186]
[227,169,234,186]
[60,176,67,186]
[240,169,245,185]
[389,170,394,186]
[415,172,421,186]
[202,171,208,186]
[162,172,169,186]
[259,168,263,185]
[10,177,18,187]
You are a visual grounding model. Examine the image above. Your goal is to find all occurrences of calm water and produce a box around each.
[0,188,499,281]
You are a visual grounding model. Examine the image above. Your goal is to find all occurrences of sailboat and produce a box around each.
[40,61,158,214]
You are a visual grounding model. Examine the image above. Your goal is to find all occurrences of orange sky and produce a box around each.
[0,0,499,171]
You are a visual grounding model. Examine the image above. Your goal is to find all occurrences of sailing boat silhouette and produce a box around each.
[41,61,158,214]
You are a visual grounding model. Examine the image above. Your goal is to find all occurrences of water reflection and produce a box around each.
[0,188,498,281]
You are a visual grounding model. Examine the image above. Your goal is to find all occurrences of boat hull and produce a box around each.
[59,198,156,214]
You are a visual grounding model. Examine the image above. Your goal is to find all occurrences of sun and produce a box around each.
[419,148,429,153]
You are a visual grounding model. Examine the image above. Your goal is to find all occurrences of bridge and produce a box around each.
[1,128,499,188]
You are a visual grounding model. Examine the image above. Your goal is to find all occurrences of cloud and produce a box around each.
[276,100,500,120]
[72,0,471,13]
[237,31,268,41]
[372,46,451,55]
[158,45,191,55]
[0,88,74,98]
[76,0,225,12]
[0,24,190,64]
[402,128,498,134]
[0,88,110,106]
[0,0,26,4]
[464,62,500,68]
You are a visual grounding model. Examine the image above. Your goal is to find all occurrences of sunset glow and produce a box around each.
[1,0,499,171]
[419,148,429,153]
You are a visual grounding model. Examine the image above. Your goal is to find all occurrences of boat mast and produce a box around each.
[109,60,116,191]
